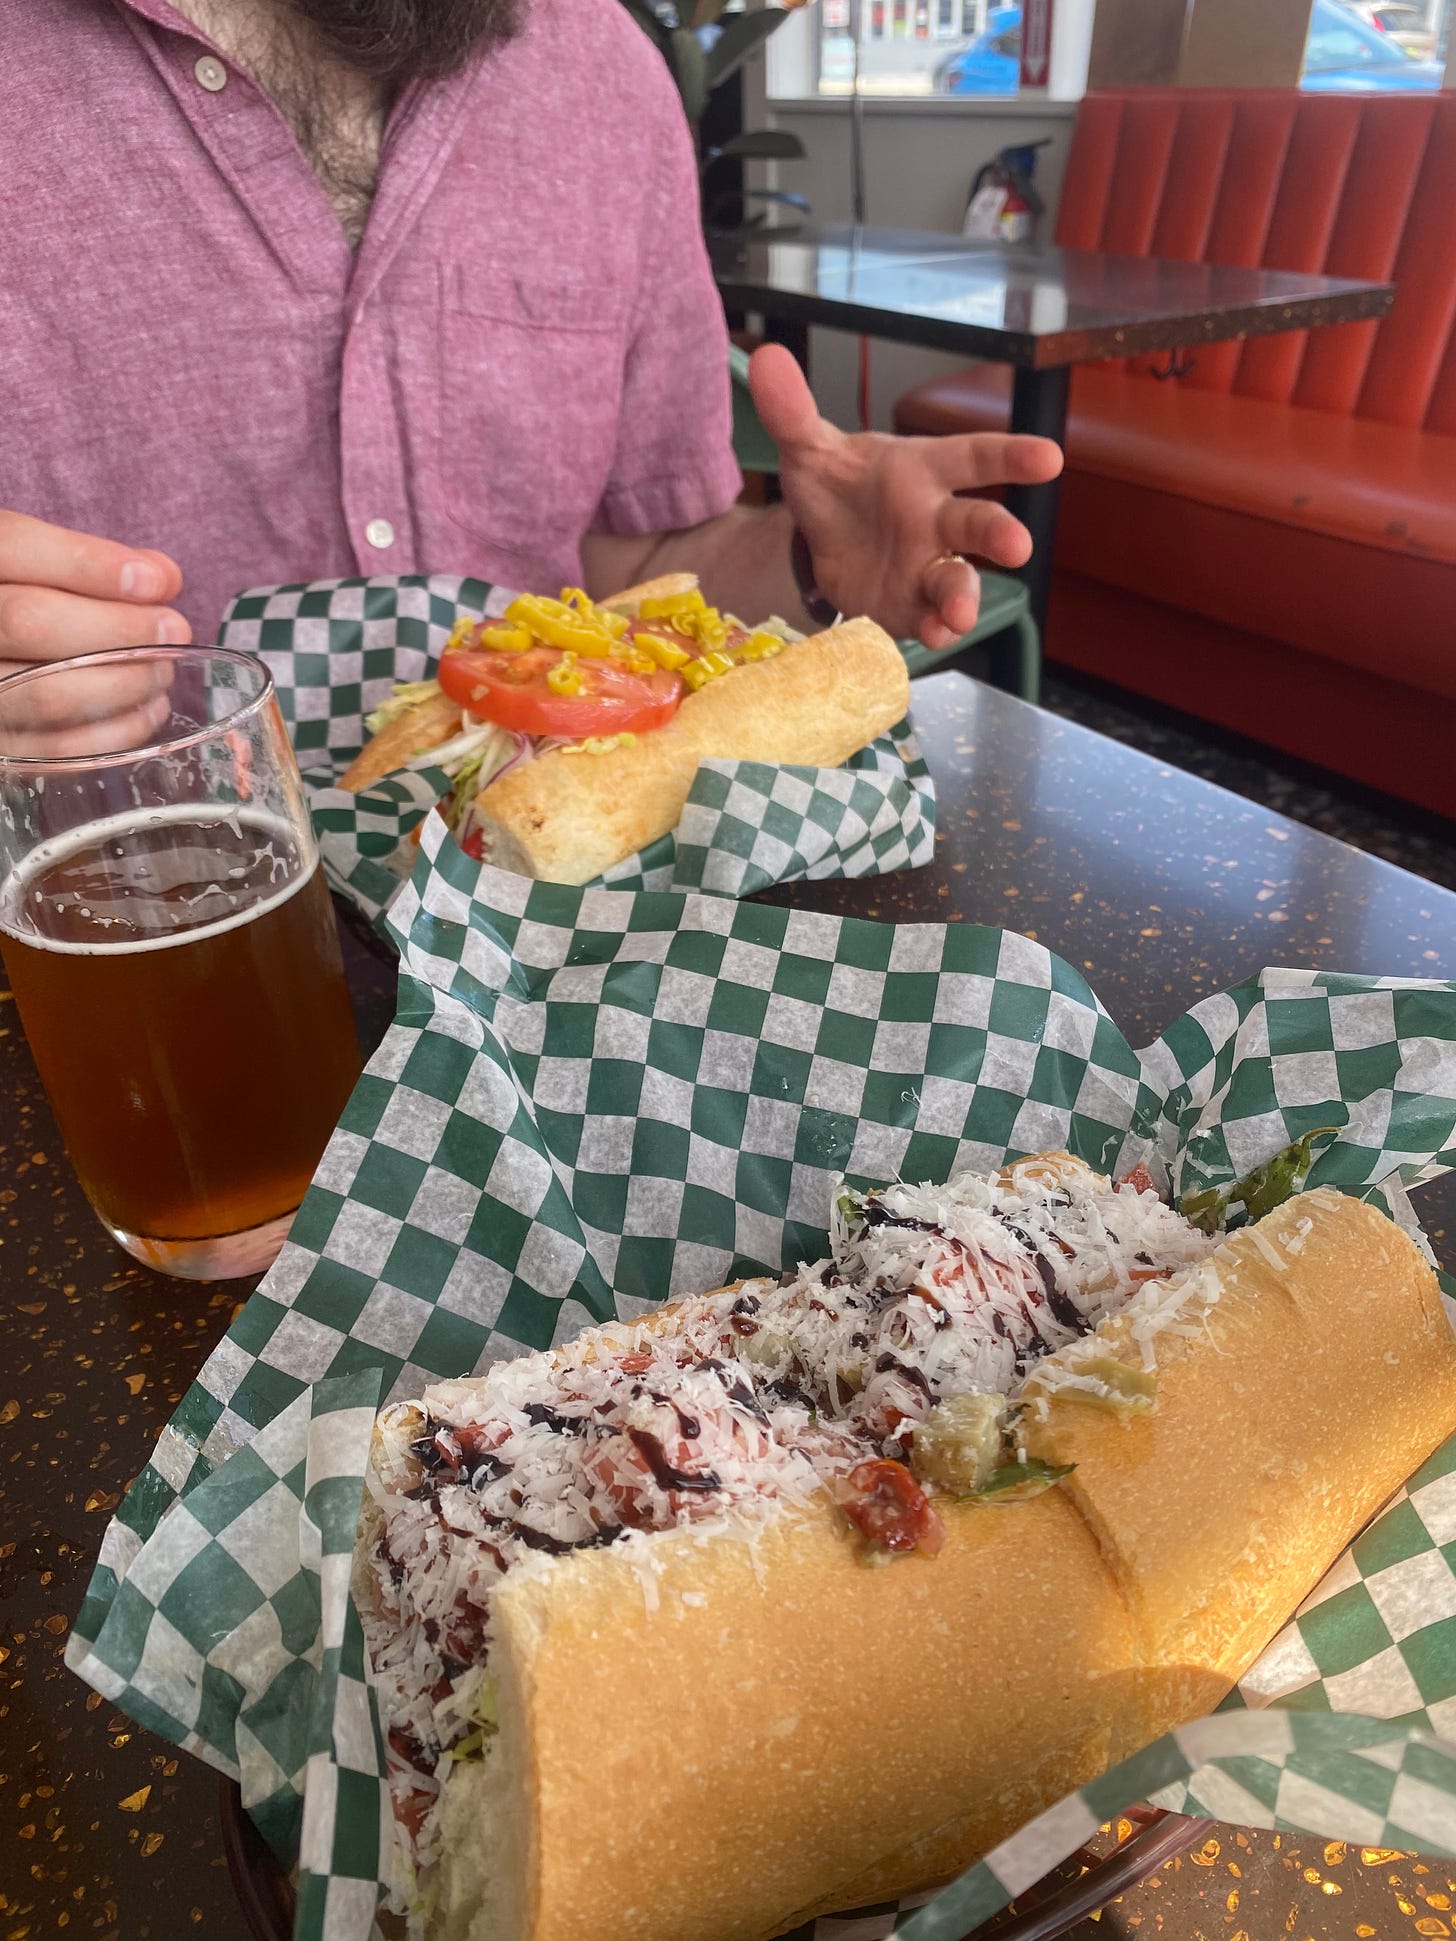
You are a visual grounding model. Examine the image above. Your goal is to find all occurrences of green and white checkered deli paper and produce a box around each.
[68,820,1456,1941]
[216,573,936,925]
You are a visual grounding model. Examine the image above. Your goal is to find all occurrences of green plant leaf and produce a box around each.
[705,8,795,88]
[712,129,806,161]
[669,25,710,122]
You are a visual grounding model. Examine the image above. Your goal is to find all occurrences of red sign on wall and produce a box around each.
[1020,0,1053,87]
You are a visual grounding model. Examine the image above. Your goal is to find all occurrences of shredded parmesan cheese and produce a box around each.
[359,1154,1219,1921]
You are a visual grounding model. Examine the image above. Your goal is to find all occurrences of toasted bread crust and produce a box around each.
[596,572,701,614]
[339,691,464,790]
[374,1191,1456,1941]
[337,569,911,883]
[472,616,909,884]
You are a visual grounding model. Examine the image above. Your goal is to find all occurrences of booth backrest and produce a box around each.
[1056,90,1456,434]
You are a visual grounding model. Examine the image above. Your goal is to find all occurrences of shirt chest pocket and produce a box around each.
[438,264,628,565]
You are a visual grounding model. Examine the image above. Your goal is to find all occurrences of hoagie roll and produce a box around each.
[354,1155,1456,1941]
[339,578,910,885]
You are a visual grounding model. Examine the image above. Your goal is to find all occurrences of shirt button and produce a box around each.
[364,518,396,550]
[194,54,228,92]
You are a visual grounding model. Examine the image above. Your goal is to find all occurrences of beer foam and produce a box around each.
[0,804,317,956]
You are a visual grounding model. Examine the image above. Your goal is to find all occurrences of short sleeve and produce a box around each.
[591,83,744,537]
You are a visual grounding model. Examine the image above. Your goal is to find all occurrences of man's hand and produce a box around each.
[0,512,190,754]
[749,345,1064,650]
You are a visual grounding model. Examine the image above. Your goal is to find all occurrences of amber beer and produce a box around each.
[0,804,361,1265]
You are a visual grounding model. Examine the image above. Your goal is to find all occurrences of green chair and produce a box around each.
[728,346,1041,704]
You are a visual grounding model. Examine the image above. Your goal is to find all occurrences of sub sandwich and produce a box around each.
[354,1149,1456,1941]
[339,576,909,885]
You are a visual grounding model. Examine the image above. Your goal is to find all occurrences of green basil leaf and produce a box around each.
[962,1457,1075,1504]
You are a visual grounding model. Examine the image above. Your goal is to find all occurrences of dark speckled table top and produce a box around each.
[710,223,1394,367]
[4,670,1455,1941]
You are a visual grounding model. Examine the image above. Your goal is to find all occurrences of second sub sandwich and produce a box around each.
[340,575,909,885]
[354,1151,1456,1941]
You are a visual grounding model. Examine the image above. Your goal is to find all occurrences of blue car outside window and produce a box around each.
[932,0,1441,94]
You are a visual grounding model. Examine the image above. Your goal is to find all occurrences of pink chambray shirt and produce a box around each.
[1,0,743,641]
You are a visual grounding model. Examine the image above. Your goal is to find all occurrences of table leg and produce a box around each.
[1003,364,1071,652]
[764,313,810,376]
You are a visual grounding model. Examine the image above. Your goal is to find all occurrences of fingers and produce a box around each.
[746,344,833,457]
[942,498,1034,572]
[0,510,183,607]
[920,556,982,647]
[0,654,176,740]
[0,514,189,755]
[0,689,175,760]
[929,432,1064,493]
[0,582,191,661]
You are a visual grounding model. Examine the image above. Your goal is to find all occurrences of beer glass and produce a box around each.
[0,646,362,1280]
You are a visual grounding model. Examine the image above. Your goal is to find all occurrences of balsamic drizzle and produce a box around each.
[626,1427,722,1495]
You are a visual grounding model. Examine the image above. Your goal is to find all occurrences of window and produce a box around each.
[785,0,1022,98]
[765,0,1090,104]
[1301,0,1448,89]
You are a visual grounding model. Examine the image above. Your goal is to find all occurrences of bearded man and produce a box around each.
[0,0,1060,742]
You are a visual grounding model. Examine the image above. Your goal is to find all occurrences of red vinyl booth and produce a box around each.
[895,91,1456,817]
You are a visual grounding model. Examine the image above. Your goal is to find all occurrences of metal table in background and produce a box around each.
[712,223,1395,636]
[3,672,1454,1939]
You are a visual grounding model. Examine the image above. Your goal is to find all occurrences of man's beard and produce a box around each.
[284,0,524,83]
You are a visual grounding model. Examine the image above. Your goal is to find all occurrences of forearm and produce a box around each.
[581,503,817,631]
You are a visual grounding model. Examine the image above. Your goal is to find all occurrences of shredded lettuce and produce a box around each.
[445,746,488,824]
[759,615,803,644]
[432,725,524,822]
[365,679,444,738]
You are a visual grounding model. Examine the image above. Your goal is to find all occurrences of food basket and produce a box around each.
[67,826,1456,1941]
[215,573,936,927]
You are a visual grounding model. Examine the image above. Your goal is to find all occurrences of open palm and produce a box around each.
[749,344,1063,650]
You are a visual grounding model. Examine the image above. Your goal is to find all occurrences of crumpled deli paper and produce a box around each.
[68,821,1456,1941]
[216,573,936,926]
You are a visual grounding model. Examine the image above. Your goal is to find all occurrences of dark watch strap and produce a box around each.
[789,527,841,629]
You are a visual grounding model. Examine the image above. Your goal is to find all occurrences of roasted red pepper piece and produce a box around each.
[843,1457,944,1557]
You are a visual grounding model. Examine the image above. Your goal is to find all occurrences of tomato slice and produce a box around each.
[437,645,684,739]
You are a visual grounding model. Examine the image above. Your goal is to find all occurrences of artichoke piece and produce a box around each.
[737,1328,797,1372]
[1057,1354,1158,1415]
[911,1392,1007,1493]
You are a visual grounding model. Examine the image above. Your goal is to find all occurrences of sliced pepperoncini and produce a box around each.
[545,653,583,696]
[504,594,613,656]
[736,630,785,662]
[639,589,707,622]
[634,633,691,672]
[480,622,532,653]
[561,732,639,756]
